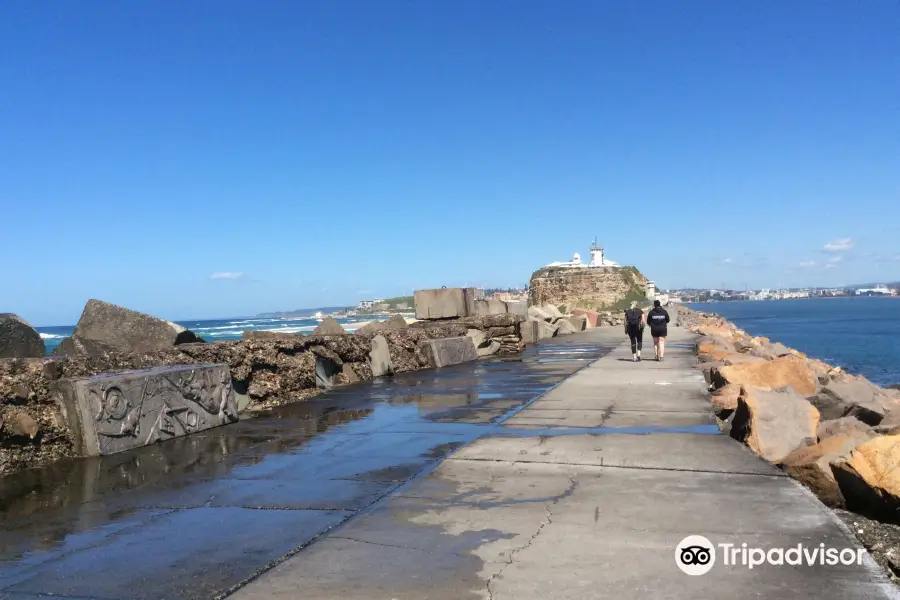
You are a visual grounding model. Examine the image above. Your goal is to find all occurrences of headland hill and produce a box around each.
[2,242,900,583]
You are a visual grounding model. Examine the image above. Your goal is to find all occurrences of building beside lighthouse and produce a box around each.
[546,239,619,269]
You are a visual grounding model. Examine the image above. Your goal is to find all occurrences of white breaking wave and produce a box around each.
[39,333,66,339]
[259,325,317,334]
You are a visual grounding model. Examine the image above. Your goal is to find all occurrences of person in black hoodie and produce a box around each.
[646,300,670,361]
[623,301,645,362]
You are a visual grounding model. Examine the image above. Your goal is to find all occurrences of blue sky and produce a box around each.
[2,1,898,325]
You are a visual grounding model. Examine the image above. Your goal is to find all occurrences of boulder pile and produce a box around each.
[0,301,528,476]
[688,308,900,524]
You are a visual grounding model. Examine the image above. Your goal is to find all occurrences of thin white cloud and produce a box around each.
[823,238,854,252]
[210,272,244,280]
[721,258,734,265]
[799,260,816,268]
[827,256,842,264]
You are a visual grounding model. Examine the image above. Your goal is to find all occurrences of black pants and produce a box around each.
[627,326,644,354]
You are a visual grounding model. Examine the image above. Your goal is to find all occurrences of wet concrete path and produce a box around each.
[0,332,619,600]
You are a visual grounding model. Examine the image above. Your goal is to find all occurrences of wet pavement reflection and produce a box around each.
[0,338,615,600]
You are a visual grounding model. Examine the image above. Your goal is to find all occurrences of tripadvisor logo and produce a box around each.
[675,535,867,575]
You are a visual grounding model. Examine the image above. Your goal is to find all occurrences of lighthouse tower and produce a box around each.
[589,238,605,267]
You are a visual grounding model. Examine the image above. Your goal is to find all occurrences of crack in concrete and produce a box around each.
[484,477,576,599]
[450,456,788,477]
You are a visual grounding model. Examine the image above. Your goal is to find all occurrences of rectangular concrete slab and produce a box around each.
[421,336,478,368]
[54,364,239,456]
[452,431,783,475]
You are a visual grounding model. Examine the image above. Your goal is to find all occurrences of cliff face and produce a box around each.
[528,266,649,311]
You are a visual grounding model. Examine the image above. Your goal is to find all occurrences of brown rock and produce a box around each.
[781,434,866,507]
[384,314,409,329]
[831,435,900,521]
[818,417,876,441]
[312,317,347,336]
[730,386,819,463]
[714,355,817,396]
[0,314,45,358]
[65,299,203,355]
[711,384,741,415]
[1,408,40,439]
[697,324,735,340]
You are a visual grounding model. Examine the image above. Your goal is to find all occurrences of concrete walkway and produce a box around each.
[233,326,899,600]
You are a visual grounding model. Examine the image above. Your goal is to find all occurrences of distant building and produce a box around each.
[856,285,891,296]
[357,298,385,310]
[546,239,619,268]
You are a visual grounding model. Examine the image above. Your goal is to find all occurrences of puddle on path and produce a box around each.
[0,341,610,599]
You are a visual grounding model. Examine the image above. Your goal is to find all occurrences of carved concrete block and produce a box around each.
[55,364,238,457]
[420,337,478,368]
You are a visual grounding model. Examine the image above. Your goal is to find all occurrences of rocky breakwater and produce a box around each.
[1,294,528,475]
[686,307,900,578]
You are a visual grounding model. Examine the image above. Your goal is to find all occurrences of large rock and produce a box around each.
[384,314,409,329]
[710,384,741,416]
[729,386,819,463]
[812,375,893,425]
[414,288,481,319]
[749,341,793,361]
[818,417,876,441]
[54,363,238,456]
[781,434,868,507]
[465,329,499,357]
[62,300,202,355]
[0,407,40,439]
[368,334,393,377]
[831,435,900,521]
[420,337,478,368]
[312,317,347,336]
[0,314,46,358]
[713,355,817,396]
[528,265,649,312]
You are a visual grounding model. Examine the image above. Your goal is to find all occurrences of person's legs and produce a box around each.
[652,336,660,360]
[636,328,643,359]
[628,330,638,359]
[659,335,666,359]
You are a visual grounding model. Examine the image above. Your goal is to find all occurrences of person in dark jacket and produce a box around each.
[623,301,645,362]
[646,300,670,361]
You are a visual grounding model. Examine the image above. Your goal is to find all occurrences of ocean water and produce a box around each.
[687,297,900,387]
[35,315,388,355]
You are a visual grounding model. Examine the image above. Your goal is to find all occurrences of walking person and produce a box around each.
[624,301,645,362]
[647,299,670,361]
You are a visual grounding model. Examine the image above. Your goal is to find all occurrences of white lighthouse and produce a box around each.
[589,239,605,267]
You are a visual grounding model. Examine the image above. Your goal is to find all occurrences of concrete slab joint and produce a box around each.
[54,363,238,457]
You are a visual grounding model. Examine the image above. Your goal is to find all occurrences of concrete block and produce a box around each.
[519,320,539,345]
[54,364,238,457]
[505,301,527,317]
[420,337,478,368]
[571,309,600,328]
[315,355,342,389]
[556,319,577,335]
[565,316,587,332]
[536,320,559,340]
[414,288,481,319]
[369,334,394,377]
[473,299,508,316]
